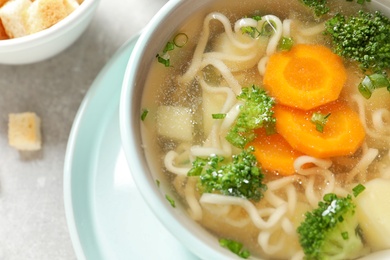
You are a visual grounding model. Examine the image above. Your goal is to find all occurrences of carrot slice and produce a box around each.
[263,44,347,110]
[274,101,365,158]
[247,128,304,176]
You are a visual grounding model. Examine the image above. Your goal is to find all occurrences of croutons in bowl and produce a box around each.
[0,0,100,64]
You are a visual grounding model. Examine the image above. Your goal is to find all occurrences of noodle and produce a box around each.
[200,193,287,230]
[185,177,203,220]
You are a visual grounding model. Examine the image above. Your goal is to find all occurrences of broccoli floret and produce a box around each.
[325,10,390,72]
[325,10,390,98]
[301,0,330,16]
[300,0,371,17]
[297,191,367,260]
[187,147,267,201]
[225,85,276,149]
[325,10,390,96]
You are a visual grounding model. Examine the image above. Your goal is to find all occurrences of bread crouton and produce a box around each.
[25,0,79,34]
[8,112,42,151]
[0,0,30,38]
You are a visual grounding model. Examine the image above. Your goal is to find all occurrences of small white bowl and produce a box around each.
[0,0,100,65]
[120,0,390,259]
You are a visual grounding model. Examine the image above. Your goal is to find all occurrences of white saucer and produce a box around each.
[63,35,199,260]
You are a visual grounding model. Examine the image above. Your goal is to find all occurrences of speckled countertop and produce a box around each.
[0,0,166,258]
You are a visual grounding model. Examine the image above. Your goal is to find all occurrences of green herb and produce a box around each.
[219,238,250,259]
[358,73,390,99]
[156,179,160,187]
[188,147,267,201]
[156,54,170,67]
[240,16,278,38]
[156,33,188,67]
[311,112,331,133]
[165,194,176,208]
[352,184,366,197]
[252,15,262,21]
[241,26,261,38]
[279,37,294,51]
[141,109,149,121]
[212,113,226,119]
[241,15,262,38]
[226,85,276,149]
[163,41,175,53]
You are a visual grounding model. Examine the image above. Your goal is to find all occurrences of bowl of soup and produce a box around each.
[120,0,390,259]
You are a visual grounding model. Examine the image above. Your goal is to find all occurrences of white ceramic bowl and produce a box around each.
[0,0,100,65]
[120,0,390,259]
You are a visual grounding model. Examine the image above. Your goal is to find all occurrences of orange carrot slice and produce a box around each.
[247,128,304,176]
[263,44,347,110]
[274,101,365,158]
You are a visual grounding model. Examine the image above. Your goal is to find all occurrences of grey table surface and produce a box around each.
[0,0,167,259]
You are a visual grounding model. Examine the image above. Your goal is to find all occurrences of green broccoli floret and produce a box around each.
[301,0,330,17]
[325,10,390,72]
[225,85,275,149]
[187,147,267,201]
[297,190,367,260]
[300,0,371,17]
[325,10,390,98]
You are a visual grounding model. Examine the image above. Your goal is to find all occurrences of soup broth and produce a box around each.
[140,0,390,259]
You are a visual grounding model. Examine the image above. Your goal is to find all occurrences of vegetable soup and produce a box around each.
[139,0,390,259]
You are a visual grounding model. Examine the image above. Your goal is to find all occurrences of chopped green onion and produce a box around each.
[163,41,175,53]
[311,112,331,133]
[341,231,349,240]
[141,109,149,121]
[219,238,250,259]
[212,113,226,119]
[352,184,366,197]
[156,179,160,187]
[165,194,176,208]
[279,37,294,51]
[173,33,188,48]
[156,54,170,67]
[252,15,262,21]
[240,15,262,38]
[241,26,261,38]
[358,73,390,99]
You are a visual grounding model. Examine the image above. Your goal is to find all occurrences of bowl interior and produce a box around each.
[120,0,390,259]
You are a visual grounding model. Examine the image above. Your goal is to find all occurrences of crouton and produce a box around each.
[8,112,42,151]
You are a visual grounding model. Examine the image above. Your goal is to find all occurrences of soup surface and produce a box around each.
[140,0,390,259]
